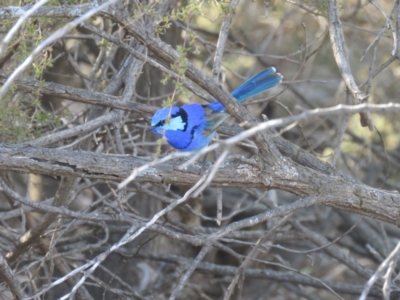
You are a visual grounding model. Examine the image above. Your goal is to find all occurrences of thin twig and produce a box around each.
[211,0,240,80]
[360,241,400,300]
[0,253,26,299]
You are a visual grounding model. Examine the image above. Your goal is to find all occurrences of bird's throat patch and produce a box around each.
[168,115,186,131]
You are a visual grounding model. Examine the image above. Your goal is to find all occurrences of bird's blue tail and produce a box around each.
[207,67,283,112]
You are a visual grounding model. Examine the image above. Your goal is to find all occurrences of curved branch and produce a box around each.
[327,0,374,131]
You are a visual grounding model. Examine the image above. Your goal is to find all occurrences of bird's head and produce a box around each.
[149,106,188,137]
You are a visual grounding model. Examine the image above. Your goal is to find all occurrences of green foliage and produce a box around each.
[219,2,235,15]
[171,0,204,22]
[98,40,110,49]
[162,96,174,108]
[0,15,62,142]
[152,137,166,158]
[0,100,31,143]
[7,18,56,75]
[0,88,62,143]
[154,16,172,35]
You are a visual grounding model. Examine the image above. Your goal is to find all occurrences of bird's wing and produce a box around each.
[204,112,229,132]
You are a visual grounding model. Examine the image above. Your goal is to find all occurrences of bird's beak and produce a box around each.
[146,126,154,132]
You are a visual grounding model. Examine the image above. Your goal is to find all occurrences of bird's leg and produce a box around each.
[167,148,177,154]
[153,147,175,159]
[199,153,209,174]
[191,153,211,175]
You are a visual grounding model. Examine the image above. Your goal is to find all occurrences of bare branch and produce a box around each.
[0,3,92,20]
[0,74,158,114]
[211,0,240,80]
[360,241,400,300]
[0,254,26,299]
[327,0,374,131]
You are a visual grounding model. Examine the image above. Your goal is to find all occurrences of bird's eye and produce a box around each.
[155,120,165,127]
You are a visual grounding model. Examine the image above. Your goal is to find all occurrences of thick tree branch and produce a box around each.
[0,74,158,114]
[1,144,400,226]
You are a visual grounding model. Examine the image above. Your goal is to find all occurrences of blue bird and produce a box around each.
[149,67,283,151]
